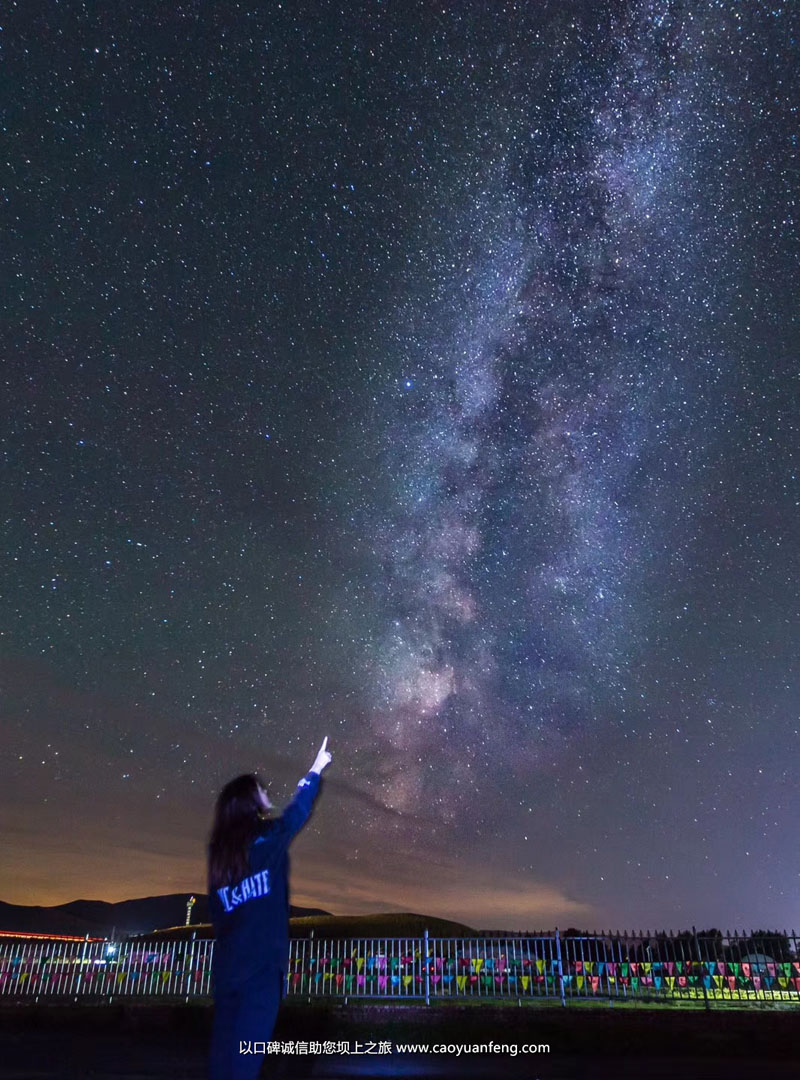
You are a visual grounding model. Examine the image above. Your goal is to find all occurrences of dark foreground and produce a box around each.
[1,1002,798,1079]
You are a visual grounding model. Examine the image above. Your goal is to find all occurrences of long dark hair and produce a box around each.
[207,773,270,893]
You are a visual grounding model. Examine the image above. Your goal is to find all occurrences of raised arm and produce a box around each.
[278,737,331,841]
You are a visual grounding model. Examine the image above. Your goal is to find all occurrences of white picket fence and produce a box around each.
[1,929,798,1006]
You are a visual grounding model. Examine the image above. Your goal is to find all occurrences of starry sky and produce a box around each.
[1,0,798,932]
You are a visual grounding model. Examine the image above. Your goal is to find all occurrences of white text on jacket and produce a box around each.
[217,869,270,913]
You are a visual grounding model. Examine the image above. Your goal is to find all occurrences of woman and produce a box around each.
[207,737,332,1079]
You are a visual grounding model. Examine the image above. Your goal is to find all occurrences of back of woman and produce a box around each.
[207,739,331,1080]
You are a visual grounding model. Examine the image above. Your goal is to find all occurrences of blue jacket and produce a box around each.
[209,771,322,991]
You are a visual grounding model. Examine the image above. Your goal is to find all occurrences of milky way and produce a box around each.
[1,0,797,930]
[365,2,759,822]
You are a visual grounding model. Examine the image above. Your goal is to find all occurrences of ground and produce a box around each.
[1,1001,797,1078]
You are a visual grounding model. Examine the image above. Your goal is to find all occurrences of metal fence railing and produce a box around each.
[0,935,215,1000]
[2,929,799,1006]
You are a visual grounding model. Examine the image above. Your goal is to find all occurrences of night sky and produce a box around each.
[2,1,798,933]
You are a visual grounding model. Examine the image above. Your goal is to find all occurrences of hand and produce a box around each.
[310,736,332,775]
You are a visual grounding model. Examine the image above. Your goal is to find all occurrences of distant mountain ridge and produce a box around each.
[0,894,330,938]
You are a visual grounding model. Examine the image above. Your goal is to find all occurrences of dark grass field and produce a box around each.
[1,1001,798,1079]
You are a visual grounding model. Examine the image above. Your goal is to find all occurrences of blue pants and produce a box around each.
[209,968,284,1079]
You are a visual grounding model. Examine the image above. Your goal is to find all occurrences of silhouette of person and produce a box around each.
[207,737,331,1079]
